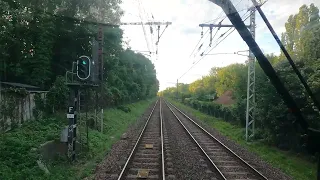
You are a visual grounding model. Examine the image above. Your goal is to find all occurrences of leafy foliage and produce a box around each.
[0,116,66,179]
[0,0,158,108]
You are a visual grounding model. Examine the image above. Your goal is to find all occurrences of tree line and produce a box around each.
[0,0,159,111]
[160,4,320,152]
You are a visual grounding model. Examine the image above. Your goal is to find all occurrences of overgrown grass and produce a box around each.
[168,99,317,180]
[75,99,156,179]
[0,99,155,180]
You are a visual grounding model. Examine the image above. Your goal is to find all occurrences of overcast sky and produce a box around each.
[120,0,320,91]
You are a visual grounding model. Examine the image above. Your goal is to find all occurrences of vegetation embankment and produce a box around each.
[0,99,155,180]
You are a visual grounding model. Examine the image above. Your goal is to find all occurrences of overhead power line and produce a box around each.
[200,9,253,57]
[189,29,209,58]
[195,0,248,53]
[194,29,212,56]
[190,18,225,59]
[179,8,254,80]
[198,7,249,48]
[137,0,151,54]
[179,28,235,79]
[197,27,223,61]
[138,0,156,58]
[201,50,249,57]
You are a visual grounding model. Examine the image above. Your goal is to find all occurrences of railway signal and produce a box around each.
[77,56,91,80]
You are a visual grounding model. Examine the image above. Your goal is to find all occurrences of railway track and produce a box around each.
[117,100,165,180]
[116,98,268,179]
[162,99,221,180]
[164,100,268,180]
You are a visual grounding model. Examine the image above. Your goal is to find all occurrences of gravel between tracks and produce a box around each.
[162,103,220,180]
[94,101,156,180]
[170,102,293,180]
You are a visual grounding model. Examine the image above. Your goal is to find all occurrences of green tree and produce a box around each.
[214,63,246,97]
[0,0,158,109]
[281,3,320,60]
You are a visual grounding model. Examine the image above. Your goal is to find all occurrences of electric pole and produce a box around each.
[98,25,104,133]
[246,7,256,141]
[176,79,178,100]
[199,7,256,141]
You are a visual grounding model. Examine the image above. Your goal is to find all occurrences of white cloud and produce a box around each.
[120,0,320,91]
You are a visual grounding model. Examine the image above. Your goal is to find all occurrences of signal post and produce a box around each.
[65,54,98,162]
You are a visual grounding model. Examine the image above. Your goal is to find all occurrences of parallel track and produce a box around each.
[164,100,268,180]
[117,100,165,180]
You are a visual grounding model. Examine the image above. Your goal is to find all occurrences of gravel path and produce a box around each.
[168,101,293,180]
[94,101,157,180]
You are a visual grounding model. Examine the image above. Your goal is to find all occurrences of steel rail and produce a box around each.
[167,100,268,180]
[160,99,166,180]
[164,100,227,180]
[117,99,160,180]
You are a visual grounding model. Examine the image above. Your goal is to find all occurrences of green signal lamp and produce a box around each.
[77,55,91,80]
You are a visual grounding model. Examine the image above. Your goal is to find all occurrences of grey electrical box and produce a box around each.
[60,126,68,143]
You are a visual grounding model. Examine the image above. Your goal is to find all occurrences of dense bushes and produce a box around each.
[184,98,235,122]
[0,116,66,179]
